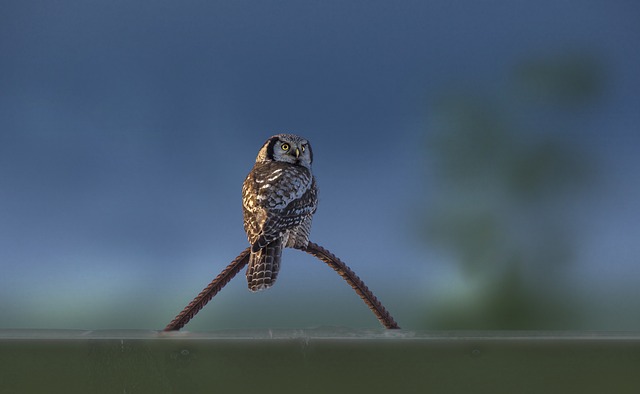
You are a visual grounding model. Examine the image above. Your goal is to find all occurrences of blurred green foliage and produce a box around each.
[513,52,605,105]
[422,52,602,329]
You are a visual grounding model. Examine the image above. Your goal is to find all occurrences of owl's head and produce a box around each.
[255,134,313,169]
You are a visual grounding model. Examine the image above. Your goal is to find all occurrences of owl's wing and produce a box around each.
[250,178,317,252]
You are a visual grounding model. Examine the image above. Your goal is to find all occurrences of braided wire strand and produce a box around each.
[298,242,400,329]
[163,242,400,331]
[163,247,251,331]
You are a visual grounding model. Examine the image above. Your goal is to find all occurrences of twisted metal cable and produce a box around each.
[299,242,400,329]
[163,247,250,331]
[163,242,400,331]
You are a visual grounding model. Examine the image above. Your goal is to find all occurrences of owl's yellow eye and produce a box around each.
[301,145,306,152]
[281,143,290,151]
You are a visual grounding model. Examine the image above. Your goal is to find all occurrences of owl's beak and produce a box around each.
[294,148,300,158]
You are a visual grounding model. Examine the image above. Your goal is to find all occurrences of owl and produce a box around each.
[242,134,318,292]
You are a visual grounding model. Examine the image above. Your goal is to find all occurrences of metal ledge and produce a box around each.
[1,329,639,393]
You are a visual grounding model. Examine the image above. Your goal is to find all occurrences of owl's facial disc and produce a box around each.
[256,134,312,169]
[279,139,306,162]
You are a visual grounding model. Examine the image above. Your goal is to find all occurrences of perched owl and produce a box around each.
[242,134,318,292]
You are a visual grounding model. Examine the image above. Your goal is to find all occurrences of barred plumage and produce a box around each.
[242,134,318,292]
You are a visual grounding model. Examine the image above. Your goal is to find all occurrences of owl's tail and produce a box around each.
[246,239,282,292]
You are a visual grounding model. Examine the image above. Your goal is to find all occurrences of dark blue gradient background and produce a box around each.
[1,1,639,329]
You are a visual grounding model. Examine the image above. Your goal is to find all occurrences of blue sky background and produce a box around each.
[1,1,639,330]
